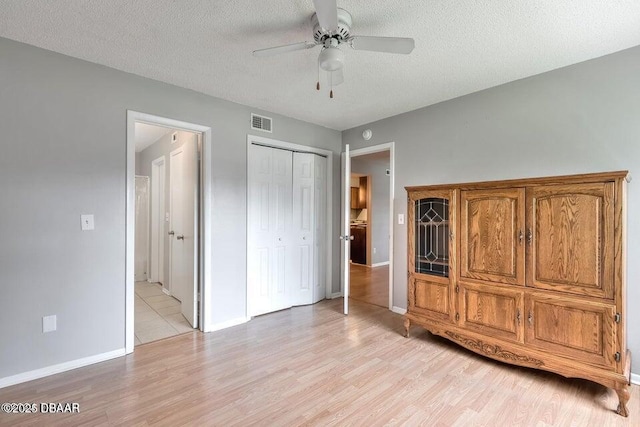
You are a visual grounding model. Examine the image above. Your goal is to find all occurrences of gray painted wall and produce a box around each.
[351,154,390,265]
[0,37,341,379]
[136,130,196,291]
[343,45,640,373]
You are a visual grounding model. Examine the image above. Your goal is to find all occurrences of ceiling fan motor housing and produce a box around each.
[312,8,352,43]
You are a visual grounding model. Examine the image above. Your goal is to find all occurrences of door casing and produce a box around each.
[344,143,396,311]
[126,111,213,354]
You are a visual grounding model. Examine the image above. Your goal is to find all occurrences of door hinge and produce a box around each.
[197,292,201,302]
[455,312,460,321]
[615,352,621,363]
[614,313,621,323]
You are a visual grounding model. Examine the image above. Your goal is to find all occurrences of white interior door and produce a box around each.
[248,144,293,316]
[150,157,165,284]
[134,176,150,282]
[341,145,351,315]
[169,134,198,328]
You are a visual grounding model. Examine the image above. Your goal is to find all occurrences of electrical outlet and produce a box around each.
[398,214,405,225]
[43,315,57,333]
[373,247,377,254]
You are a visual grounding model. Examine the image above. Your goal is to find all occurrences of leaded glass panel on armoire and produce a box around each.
[415,198,450,277]
[407,189,456,324]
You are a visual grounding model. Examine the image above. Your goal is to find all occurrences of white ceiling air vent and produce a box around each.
[251,113,272,133]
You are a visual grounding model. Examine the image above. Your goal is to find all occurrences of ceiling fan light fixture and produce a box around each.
[318,47,344,72]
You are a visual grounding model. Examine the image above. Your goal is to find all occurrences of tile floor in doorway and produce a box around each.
[135,281,194,345]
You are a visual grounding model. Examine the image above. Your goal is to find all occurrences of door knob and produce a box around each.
[176,235,184,240]
[168,231,175,236]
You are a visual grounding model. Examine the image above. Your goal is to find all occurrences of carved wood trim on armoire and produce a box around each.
[404,171,631,417]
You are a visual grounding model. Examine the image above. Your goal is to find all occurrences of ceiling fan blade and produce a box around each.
[253,41,317,57]
[312,0,338,32]
[350,36,415,54]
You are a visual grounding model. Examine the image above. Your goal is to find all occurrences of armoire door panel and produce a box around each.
[525,294,616,368]
[460,188,525,286]
[409,277,451,321]
[526,183,614,299]
[459,282,523,342]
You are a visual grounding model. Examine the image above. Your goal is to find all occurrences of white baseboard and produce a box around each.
[206,317,250,332]
[371,261,390,268]
[391,306,407,315]
[330,292,343,299]
[631,373,640,385]
[0,348,126,389]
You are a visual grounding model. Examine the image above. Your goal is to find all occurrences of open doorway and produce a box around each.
[348,151,391,308]
[133,124,200,345]
[126,112,213,353]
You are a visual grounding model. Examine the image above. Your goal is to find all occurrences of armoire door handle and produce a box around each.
[168,231,175,236]
[176,235,184,240]
[526,229,533,244]
[518,230,524,244]
[528,311,533,326]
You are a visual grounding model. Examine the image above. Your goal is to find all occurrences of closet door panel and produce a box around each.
[248,145,293,316]
[313,155,327,303]
[270,148,294,311]
[292,152,315,305]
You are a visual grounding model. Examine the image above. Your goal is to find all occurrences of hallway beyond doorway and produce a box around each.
[134,282,194,345]
[349,263,389,308]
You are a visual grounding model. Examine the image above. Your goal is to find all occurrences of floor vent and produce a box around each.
[251,113,272,133]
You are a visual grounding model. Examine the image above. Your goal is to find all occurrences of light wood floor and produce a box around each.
[349,263,389,308]
[1,299,637,426]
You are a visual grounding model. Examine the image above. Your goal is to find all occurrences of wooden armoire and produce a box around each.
[404,171,631,416]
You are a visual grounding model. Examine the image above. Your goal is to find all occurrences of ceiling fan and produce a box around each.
[252,0,415,98]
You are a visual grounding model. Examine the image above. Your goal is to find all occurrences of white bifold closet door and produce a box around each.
[248,144,326,317]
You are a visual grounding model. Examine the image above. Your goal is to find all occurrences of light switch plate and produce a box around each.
[43,315,57,333]
[398,214,405,225]
[81,214,95,231]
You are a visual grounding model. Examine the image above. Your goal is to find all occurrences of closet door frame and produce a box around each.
[246,135,334,316]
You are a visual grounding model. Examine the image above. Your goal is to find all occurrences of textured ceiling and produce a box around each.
[1,1,639,130]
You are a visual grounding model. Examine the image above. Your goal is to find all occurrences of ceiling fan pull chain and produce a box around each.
[329,70,333,98]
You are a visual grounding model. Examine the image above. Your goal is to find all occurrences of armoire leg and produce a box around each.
[403,318,410,338]
[615,384,630,417]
